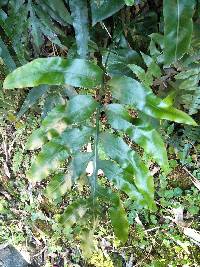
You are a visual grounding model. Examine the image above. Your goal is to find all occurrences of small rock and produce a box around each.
[0,245,35,267]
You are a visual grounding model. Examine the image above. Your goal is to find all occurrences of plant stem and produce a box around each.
[92,100,101,200]
[92,34,113,202]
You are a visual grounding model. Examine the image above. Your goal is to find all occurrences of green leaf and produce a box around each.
[17,85,49,118]
[45,173,72,200]
[100,133,154,208]
[28,3,44,52]
[99,160,145,204]
[91,0,124,26]
[40,104,68,134]
[34,5,65,38]
[124,0,135,6]
[0,37,16,72]
[163,0,195,65]
[149,33,164,57]
[69,0,89,58]
[26,105,68,150]
[0,6,28,64]
[128,53,161,87]
[80,229,95,259]
[43,0,72,25]
[63,95,98,124]
[0,1,8,7]
[62,86,78,99]
[3,57,103,89]
[26,95,97,150]
[26,128,49,150]
[28,126,94,182]
[95,185,129,242]
[96,185,119,204]
[102,48,142,77]
[59,198,89,227]
[175,68,200,79]
[142,53,161,77]
[128,64,146,83]
[30,4,69,50]
[72,152,92,180]
[27,139,69,182]
[109,201,129,243]
[179,76,199,90]
[106,104,169,172]
[41,90,65,119]
[59,126,95,153]
[42,94,98,128]
[108,76,197,126]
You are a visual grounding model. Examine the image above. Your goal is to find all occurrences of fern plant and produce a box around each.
[173,66,200,115]
[2,0,198,245]
[0,0,71,67]
[0,0,73,117]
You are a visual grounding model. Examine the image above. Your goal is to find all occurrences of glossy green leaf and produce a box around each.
[108,76,197,125]
[106,104,169,172]
[59,199,89,227]
[41,90,65,119]
[27,139,69,182]
[28,126,94,182]
[72,152,92,180]
[95,185,129,242]
[124,0,135,6]
[69,0,89,58]
[109,201,129,243]
[91,0,124,26]
[100,133,154,208]
[96,185,119,204]
[102,48,142,77]
[59,126,95,153]
[3,57,103,89]
[128,64,146,83]
[26,105,67,150]
[149,33,164,61]
[42,95,98,128]
[62,86,78,99]
[26,95,97,150]
[45,173,72,200]
[17,85,49,118]
[99,160,145,204]
[26,128,49,150]
[40,104,68,135]
[163,0,195,65]
[63,95,98,124]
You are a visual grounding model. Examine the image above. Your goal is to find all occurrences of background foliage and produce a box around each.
[0,0,200,266]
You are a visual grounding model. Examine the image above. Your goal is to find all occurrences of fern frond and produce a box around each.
[175,66,200,115]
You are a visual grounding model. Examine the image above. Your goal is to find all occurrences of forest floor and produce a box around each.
[0,87,200,267]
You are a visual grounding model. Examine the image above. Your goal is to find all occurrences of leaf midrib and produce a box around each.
[175,0,180,61]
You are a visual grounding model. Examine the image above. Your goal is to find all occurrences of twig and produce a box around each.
[183,166,200,191]
[100,22,112,39]
[33,246,47,258]
[145,226,160,233]
[183,166,197,180]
